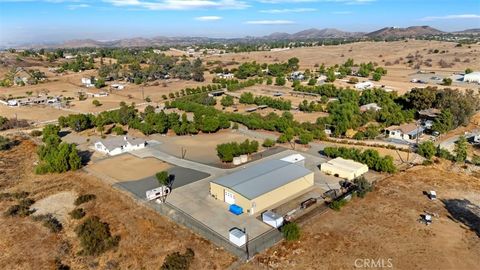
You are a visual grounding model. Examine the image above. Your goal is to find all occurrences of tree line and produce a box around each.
[323,146,396,173]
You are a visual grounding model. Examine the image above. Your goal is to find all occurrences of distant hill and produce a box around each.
[453,28,480,34]
[263,28,364,40]
[9,25,478,49]
[366,26,443,38]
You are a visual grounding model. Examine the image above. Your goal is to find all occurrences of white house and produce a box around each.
[81,78,94,88]
[111,84,125,90]
[463,72,480,83]
[290,71,305,81]
[94,136,146,156]
[355,81,374,90]
[360,103,382,112]
[385,123,424,142]
[216,73,234,79]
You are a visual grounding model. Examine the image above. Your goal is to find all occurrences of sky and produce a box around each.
[0,0,479,46]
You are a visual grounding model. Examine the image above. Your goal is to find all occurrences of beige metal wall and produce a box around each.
[209,172,314,216]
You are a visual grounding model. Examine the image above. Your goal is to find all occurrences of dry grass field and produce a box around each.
[0,140,235,270]
[242,162,480,270]
[86,154,171,182]
[151,129,263,165]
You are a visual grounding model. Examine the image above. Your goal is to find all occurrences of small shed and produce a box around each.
[229,228,246,247]
[262,211,284,228]
[320,157,369,180]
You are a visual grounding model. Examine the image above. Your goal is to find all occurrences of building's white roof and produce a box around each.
[324,157,368,172]
[280,154,305,163]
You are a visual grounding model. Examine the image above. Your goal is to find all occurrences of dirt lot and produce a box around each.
[86,154,171,182]
[151,129,263,165]
[242,162,480,270]
[0,140,234,270]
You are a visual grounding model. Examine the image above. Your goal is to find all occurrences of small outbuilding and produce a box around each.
[320,157,369,180]
[229,228,246,247]
[463,72,480,83]
[262,211,284,228]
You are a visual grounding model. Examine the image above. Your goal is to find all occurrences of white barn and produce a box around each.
[463,72,480,83]
[94,136,146,156]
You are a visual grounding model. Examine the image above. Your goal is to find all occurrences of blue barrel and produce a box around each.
[229,204,243,215]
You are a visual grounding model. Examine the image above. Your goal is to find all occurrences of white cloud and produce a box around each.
[245,20,294,25]
[420,14,480,21]
[103,0,249,10]
[195,15,222,21]
[68,3,90,9]
[260,8,316,14]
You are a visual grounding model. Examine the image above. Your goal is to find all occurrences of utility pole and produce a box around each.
[244,227,249,260]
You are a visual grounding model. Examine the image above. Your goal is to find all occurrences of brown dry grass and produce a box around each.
[242,162,480,270]
[87,154,171,182]
[0,140,235,270]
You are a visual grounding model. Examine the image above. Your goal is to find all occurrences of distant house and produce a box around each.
[290,71,305,81]
[355,81,374,90]
[463,72,480,83]
[94,136,147,156]
[81,77,94,88]
[64,54,76,59]
[111,84,125,90]
[360,103,382,112]
[6,96,59,107]
[316,75,327,83]
[216,73,234,79]
[385,123,424,142]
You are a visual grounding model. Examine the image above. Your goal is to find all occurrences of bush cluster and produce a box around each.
[75,216,120,256]
[216,139,259,162]
[69,208,86,219]
[4,198,35,217]
[161,248,195,270]
[33,214,63,233]
[74,194,96,206]
[323,146,396,173]
[281,222,300,241]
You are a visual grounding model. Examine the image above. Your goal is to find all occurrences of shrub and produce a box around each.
[354,177,373,198]
[33,214,63,233]
[262,138,275,148]
[92,99,102,107]
[161,248,195,270]
[4,198,35,217]
[75,216,120,256]
[281,222,300,241]
[298,132,313,145]
[30,130,42,137]
[74,194,96,206]
[69,208,86,219]
[0,191,29,201]
[0,136,13,151]
[111,126,125,135]
[472,155,480,166]
[422,160,433,166]
[329,199,347,211]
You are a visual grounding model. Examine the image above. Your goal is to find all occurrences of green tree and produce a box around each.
[281,222,300,241]
[298,132,313,145]
[442,77,452,86]
[220,95,234,107]
[454,136,468,162]
[262,138,275,148]
[275,76,286,86]
[417,141,436,160]
[372,72,382,81]
[156,171,170,186]
[465,68,473,74]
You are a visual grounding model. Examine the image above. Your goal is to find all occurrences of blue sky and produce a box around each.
[0,0,479,45]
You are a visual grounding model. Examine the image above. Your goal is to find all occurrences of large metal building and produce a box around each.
[210,159,314,215]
